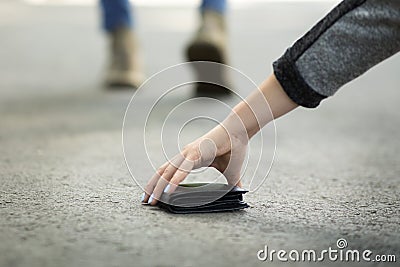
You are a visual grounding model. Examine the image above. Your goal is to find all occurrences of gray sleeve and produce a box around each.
[273,0,400,108]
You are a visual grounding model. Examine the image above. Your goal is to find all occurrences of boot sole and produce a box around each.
[186,42,224,63]
[105,71,143,90]
[106,81,138,90]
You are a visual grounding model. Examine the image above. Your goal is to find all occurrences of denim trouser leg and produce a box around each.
[100,0,133,32]
[200,0,227,14]
[99,0,224,32]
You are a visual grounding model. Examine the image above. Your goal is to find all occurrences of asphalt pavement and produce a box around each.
[0,1,399,266]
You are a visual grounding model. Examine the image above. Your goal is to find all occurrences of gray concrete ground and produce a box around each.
[0,1,399,267]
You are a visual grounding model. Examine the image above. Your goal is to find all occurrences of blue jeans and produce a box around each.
[100,0,227,32]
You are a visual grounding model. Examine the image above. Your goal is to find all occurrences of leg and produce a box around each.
[100,0,132,32]
[100,0,144,89]
[200,0,227,14]
[186,0,230,97]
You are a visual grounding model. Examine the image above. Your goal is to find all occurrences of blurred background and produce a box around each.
[1,0,399,266]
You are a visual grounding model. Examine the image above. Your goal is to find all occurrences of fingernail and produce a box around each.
[147,194,154,204]
[164,184,171,193]
[140,193,145,202]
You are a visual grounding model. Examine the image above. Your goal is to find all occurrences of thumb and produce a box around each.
[222,144,247,187]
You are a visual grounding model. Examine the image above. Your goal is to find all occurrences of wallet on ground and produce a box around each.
[157,183,249,214]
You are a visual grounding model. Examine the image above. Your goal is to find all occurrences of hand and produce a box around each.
[141,74,298,205]
[142,123,248,205]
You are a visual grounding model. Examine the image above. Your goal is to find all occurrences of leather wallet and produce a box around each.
[157,183,249,214]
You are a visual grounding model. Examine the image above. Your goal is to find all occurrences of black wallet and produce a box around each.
[157,183,249,214]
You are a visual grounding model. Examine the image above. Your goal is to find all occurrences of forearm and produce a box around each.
[203,74,297,155]
[230,74,297,139]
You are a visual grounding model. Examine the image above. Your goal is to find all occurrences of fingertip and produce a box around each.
[163,184,171,193]
[147,194,159,205]
[147,194,154,204]
[168,183,178,194]
[141,192,151,204]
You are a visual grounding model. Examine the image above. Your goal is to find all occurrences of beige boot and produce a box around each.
[186,10,227,64]
[186,10,231,97]
[106,27,144,89]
